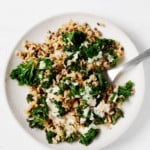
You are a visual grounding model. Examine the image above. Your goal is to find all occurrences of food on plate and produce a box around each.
[10,20,135,145]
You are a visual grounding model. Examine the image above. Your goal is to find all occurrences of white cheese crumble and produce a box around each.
[80,41,89,48]
[80,118,86,124]
[79,107,90,124]
[67,51,80,66]
[83,107,90,117]
[65,51,73,56]
[72,82,78,86]
[45,86,60,99]
[46,98,59,117]
[107,54,114,63]
[39,61,46,69]
[53,86,60,93]
[38,74,43,79]
[94,100,110,117]
[90,112,94,121]
[81,86,96,107]
[88,51,102,63]
[46,86,60,94]
[54,50,64,57]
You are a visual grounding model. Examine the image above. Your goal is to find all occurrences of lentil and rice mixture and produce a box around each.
[10,20,135,145]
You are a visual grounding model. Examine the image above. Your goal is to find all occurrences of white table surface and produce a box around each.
[0,0,150,149]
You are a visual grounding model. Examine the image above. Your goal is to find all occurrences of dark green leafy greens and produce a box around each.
[111,108,124,124]
[46,131,57,143]
[110,81,134,103]
[62,31,119,69]
[37,58,53,70]
[10,60,39,86]
[79,128,99,145]
[10,58,54,87]
[117,80,133,102]
[26,94,34,103]
[27,97,49,129]
[53,100,66,116]
[93,113,105,125]
[41,73,54,89]
[66,132,78,143]
[62,31,86,47]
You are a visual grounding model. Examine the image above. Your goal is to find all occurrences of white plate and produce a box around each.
[4,13,145,150]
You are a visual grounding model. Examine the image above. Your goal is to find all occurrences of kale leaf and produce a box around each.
[93,113,105,125]
[79,128,99,145]
[27,97,49,129]
[111,108,124,124]
[10,60,40,86]
[26,94,34,103]
[37,58,53,70]
[41,73,54,89]
[62,31,86,47]
[53,100,66,116]
[66,132,78,143]
[46,131,57,144]
[117,80,134,102]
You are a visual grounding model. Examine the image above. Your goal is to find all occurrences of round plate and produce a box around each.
[5,13,145,150]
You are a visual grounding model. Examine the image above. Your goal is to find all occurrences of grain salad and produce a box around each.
[10,20,135,146]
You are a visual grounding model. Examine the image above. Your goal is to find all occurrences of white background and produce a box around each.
[0,0,150,150]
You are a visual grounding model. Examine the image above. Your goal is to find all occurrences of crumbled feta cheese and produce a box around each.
[94,100,110,117]
[80,118,86,124]
[75,95,80,98]
[67,51,80,66]
[39,61,46,69]
[82,86,96,107]
[53,86,60,93]
[64,80,70,85]
[46,86,60,94]
[90,112,94,121]
[65,51,73,56]
[38,74,43,79]
[78,126,89,134]
[80,41,89,48]
[54,50,63,57]
[88,51,102,63]
[72,82,78,86]
[46,98,59,117]
[83,107,90,117]
[107,54,114,63]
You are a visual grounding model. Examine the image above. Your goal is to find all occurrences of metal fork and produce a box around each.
[107,48,150,82]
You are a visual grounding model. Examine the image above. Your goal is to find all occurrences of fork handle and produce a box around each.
[120,48,150,72]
